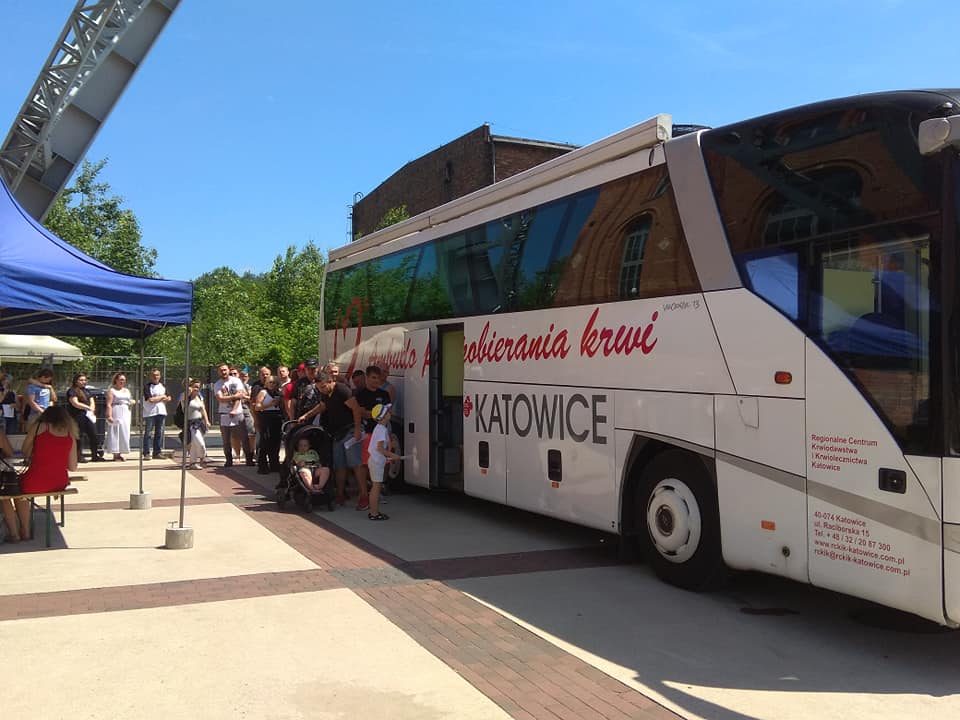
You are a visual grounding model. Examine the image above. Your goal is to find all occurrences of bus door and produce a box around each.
[805,232,943,623]
[436,324,465,491]
[403,328,433,488]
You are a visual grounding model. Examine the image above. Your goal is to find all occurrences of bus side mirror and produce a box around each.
[919,115,960,155]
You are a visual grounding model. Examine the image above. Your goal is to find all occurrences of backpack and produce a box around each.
[173,401,185,429]
[295,382,321,416]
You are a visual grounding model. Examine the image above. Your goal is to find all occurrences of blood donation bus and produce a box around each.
[321,89,960,626]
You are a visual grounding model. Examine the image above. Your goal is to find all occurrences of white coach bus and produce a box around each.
[322,90,960,626]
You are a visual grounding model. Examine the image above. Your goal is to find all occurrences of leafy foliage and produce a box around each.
[46,159,328,371]
[260,242,326,365]
[374,204,410,232]
[356,204,410,240]
[45,159,157,277]
[44,159,158,357]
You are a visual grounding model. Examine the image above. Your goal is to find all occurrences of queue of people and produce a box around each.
[0,360,402,522]
[0,366,166,465]
[198,358,400,521]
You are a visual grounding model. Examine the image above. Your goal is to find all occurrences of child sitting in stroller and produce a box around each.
[292,435,330,493]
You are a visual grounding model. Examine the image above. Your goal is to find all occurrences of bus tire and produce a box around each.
[636,449,725,591]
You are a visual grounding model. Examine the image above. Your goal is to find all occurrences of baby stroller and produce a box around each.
[275,422,335,513]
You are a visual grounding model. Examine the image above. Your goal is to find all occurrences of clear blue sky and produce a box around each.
[1,0,956,281]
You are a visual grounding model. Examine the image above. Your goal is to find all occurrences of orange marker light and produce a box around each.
[761,520,776,531]
[774,371,792,385]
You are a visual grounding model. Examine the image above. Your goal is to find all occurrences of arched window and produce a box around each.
[762,167,864,246]
[619,216,652,298]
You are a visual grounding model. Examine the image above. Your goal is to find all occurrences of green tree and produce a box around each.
[374,204,409,232]
[261,243,325,363]
[43,160,334,371]
[356,204,410,240]
[44,159,160,356]
[189,267,265,367]
[45,159,157,277]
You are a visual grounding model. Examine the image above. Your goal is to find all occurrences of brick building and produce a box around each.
[351,124,577,239]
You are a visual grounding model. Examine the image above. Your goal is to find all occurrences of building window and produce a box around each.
[619,217,651,298]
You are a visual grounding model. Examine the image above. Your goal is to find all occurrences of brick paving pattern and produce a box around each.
[0,569,340,621]
[1,464,681,719]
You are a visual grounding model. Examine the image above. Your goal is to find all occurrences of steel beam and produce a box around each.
[0,0,180,220]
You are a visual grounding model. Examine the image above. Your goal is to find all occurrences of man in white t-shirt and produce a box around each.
[142,368,171,460]
[213,363,248,468]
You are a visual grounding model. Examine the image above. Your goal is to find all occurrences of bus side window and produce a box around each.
[367,248,419,326]
[810,225,934,453]
[407,243,455,321]
[738,250,802,322]
[552,167,699,306]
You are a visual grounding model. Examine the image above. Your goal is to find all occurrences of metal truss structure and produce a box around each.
[0,0,179,221]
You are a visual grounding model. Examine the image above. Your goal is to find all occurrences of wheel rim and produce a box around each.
[646,477,702,564]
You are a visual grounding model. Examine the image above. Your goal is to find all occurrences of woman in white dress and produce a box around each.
[183,379,210,468]
[105,372,134,461]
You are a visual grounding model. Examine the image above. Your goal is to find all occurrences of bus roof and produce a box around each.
[703,89,960,139]
[328,114,673,265]
[329,90,960,269]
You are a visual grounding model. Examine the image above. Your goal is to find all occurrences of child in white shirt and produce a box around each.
[366,403,399,520]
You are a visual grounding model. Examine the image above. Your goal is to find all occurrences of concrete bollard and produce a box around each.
[129,492,151,510]
[165,525,194,550]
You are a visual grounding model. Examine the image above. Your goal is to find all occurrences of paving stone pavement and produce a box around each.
[1,460,682,720]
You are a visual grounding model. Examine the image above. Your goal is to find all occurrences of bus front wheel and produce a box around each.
[636,450,725,591]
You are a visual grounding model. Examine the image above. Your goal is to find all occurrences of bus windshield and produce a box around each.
[702,98,945,454]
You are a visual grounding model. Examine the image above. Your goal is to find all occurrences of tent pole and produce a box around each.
[179,323,192,528]
[138,334,145,495]
[129,332,151,511]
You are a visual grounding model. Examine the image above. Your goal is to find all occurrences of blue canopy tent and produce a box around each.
[0,176,195,536]
[0,178,192,336]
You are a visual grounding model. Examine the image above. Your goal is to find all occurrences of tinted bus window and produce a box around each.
[702,101,943,453]
[367,247,418,326]
[553,166,699,306]
[702,104,940,256]
[325,165,700,329]
[408,243,454,321]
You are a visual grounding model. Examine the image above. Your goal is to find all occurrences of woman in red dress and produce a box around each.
[1,405,77,543]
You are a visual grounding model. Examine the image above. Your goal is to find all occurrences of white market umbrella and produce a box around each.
[0,334,83,363]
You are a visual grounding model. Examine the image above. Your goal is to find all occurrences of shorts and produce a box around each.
[332,434,363,469]
[368,460,385,484]
[243,408,255,435]
[220,412,245,429]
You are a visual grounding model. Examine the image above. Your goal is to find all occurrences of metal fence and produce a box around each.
[4,357,252,438]
[1,357,230,450]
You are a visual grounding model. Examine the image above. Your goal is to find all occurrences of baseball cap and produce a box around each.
[371,403,392,421]
[304,358,319,368]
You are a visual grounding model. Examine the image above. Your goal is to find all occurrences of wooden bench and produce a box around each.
[0,487,79,547]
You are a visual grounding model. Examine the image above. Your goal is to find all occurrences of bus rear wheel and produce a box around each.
[635,449,724,591]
